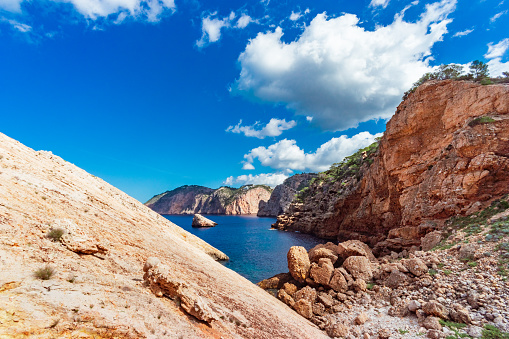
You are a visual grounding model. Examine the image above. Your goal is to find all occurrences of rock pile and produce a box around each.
[259,234,509,338]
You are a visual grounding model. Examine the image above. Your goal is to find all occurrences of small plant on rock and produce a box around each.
[46,227,65,242]
[34,265,55,280]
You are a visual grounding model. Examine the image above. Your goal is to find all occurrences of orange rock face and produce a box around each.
[275,80,509,248]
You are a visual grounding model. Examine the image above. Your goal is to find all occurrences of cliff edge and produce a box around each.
[274,80,509,252]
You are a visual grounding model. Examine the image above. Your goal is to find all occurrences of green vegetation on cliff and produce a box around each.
[295,139,380,203]
[403,61,509,101]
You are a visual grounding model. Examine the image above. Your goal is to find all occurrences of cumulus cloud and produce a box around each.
[370,0,390,9]
[484,39,509,76]
[232,0,456,131]
[197,11,254,47]
[224,172,289,187]
[490,10,507,22]
[453,28,473,37]
[0,0,175,21]
[226,118,296,139]
[243,131,382,172]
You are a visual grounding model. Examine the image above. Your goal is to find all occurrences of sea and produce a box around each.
[163,215,324,283]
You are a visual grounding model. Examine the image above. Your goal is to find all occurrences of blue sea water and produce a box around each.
[163,215,324,283]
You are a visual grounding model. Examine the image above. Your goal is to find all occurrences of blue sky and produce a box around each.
[1,0,508,202]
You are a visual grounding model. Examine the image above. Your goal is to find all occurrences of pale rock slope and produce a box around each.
[0,132,327,339]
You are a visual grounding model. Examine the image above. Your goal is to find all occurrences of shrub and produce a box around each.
[482,324,509,339]
[46,227,65,242]
[34,265,55,280]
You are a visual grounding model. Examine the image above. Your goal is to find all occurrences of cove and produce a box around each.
[163,215,324,283]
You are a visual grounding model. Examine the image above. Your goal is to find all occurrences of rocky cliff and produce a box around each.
[274,80,509,251]
[0,132,327,338]
[257,173,317,217]
[146,184,272,215]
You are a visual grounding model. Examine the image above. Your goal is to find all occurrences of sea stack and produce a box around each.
[192,213,218,227]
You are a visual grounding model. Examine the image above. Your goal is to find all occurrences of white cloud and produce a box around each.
[236,14,252,28]
[1,17,32,32]
[490,10,507,22]
[289,11,302,21]
[243,131,382,172]
[453,28,473,37]
[197,11,255,47]
[484,38,509,59]
[484,39,509,76]
[370,0,390,8]
[0,0,22,12]
[224,172,289,187]
[233,0,456,131]
[226,118,296,139]
[196,12,230,47]
[0,0,175,21]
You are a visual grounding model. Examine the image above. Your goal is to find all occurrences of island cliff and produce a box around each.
[0,132,326,338]
[146,184,272,215]
[274,80,509,252]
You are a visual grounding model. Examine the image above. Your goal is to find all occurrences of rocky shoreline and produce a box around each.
[259,197,509,338]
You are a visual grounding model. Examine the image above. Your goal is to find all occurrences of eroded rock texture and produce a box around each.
[274,81,509,249]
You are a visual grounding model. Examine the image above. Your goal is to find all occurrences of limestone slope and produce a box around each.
[0,132,326,339]
[274,80,509,249]
[146,185,272,215]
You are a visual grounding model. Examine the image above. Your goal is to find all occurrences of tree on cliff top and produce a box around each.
[469,60,489,80]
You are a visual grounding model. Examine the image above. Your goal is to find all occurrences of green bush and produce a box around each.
[34,265,55,280]
[46,228,65,242]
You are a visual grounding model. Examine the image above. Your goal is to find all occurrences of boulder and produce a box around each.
[354,312,369,325]
[312,303,325,316]
[288,246,311,283]
[421,231,442,251]
[309,258,334,286]
[257,272,292,290]
[191,214,217,227]
[402,258,428,276]
[329,269,348,293]
[352,279,367,292]
[450,304,471,324]
[282,282,298,297]
[326,323,349,338]
[422,301,449,319]
[337,240,376,262]
[422,316,442,330]
[342,256,373,281]
[317,293,334,308]
[294,286,317,303]
[278,289,295,307]
[293,299,313,319]
[458,243,477,260]
[408,300,422,312]
[308,246,338,264]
